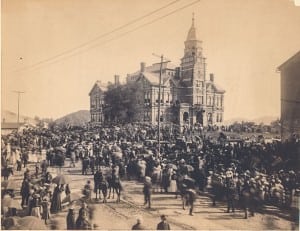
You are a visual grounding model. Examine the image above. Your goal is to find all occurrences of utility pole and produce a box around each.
[152,53,170,156]
[13,91,25,126]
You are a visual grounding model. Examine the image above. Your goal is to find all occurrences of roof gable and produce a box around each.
[206,81,225,93]
[277,50,300,71]
[89,81,107,96]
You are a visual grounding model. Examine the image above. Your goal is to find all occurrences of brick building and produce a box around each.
[277,51,300,140]
[126,16,225,128]
[90,17,225,128]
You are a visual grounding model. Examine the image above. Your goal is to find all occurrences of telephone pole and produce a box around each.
[13,91,25,126]
[152,53,171,155]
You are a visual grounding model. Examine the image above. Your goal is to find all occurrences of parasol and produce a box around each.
[2,217,19,230]
[52,174,71,185]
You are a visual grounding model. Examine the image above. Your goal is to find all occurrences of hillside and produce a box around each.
[54,110,90,126]
[1,110,38,125]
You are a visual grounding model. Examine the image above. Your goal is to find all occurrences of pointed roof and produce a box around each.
[206,81,225,93]
[186,14,197,41]
[277,50,300,71]
[89,81,107,96]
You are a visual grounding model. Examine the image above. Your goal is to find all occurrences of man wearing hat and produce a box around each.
[143,177,152,209]
[156,215,170,230]
[225,169,236,213]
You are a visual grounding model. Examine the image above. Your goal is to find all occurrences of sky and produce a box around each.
[2,0,300,120]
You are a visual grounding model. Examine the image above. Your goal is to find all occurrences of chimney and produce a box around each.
[175,67,181,79]
[210,73,214,82]
[114,75,120,85]
[140,62,146,72]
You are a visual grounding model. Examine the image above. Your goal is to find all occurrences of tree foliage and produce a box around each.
[104,82,143,123]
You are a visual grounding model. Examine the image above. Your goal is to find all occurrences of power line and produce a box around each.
[12,91,25,125]
[13,0,200,73]
[12,0,182,73]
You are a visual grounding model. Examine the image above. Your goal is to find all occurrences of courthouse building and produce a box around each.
[90,17,225,128]
[126,17,225,128]
[277,51,300,140]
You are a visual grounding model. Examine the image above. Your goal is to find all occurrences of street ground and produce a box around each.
[6,158,299,230]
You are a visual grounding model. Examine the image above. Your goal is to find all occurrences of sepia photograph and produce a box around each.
[1,0,300,230]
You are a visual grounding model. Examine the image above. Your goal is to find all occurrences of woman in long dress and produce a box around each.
[50,184,62,213]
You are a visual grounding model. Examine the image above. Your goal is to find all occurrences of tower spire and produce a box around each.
[192,12,195,27]
[186,13,197,40]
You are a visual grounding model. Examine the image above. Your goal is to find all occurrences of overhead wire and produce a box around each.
[12,0,200,74]
[11,0,195,73]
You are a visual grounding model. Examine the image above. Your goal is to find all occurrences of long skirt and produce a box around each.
[31,207,41,219]
[168,180,177,193]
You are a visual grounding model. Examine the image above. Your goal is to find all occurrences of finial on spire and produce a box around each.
[192,12,195,27]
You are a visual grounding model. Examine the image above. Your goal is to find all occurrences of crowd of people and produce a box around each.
[1,122,299,229]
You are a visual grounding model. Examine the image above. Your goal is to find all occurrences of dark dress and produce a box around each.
[75,216,91,230]
[66,209,76,230]
[50,185,62,213]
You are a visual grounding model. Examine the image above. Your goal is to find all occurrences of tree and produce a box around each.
[104,82,143,123]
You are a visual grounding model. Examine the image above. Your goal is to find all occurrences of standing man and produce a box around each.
[156,215,171,230]
[143,177,152,209]
[225,169,236,213]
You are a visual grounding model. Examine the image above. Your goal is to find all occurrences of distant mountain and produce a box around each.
[224,116,278,125]
[1,110,38,125]
[54,110,90,126]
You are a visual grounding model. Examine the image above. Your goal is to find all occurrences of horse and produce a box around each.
[94,179,109,203]
[107,174,122,203]
[2,166,14,180]
[210,173,226,206]
[176,174,196,210]
[239,182,261,219]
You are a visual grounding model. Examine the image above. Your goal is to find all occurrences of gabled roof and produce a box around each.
[206,81,225,93]
[277,50,300,71]
[89,81,107,96]
[139,72,171,86]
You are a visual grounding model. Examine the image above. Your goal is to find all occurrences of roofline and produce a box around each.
[277,50,300,71]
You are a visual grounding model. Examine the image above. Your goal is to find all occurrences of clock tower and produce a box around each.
[180,15,206,106]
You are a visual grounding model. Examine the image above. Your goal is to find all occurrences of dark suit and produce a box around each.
[156,221,171,230]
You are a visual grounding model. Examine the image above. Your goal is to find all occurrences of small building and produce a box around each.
[1,122,25,135]
[277,51,300,141]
